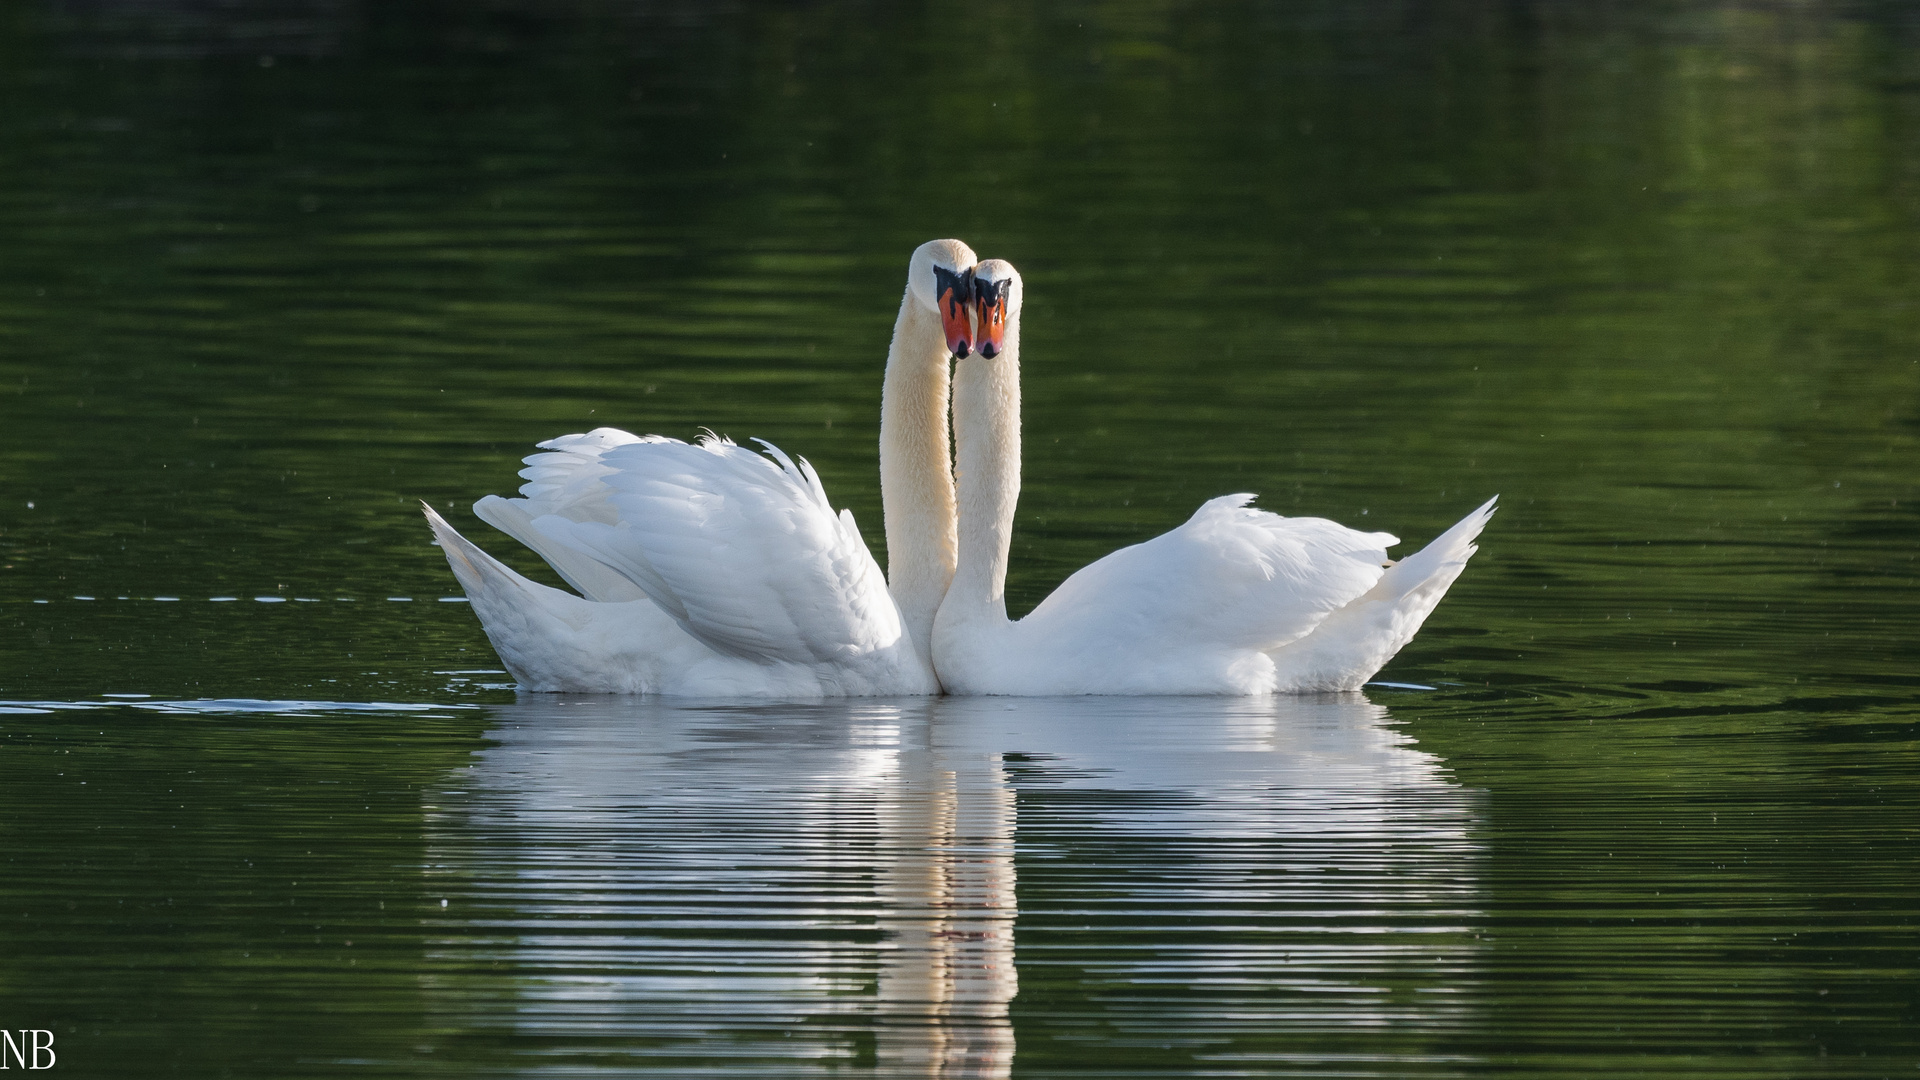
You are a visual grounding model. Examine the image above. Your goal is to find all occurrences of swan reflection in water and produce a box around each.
[421,693,1483,1076]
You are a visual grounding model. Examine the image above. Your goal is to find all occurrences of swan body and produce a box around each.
[424,435,930,696]
[429,240,979,696]
[932,259,1495,696]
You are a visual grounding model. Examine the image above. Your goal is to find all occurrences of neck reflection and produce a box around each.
[421,692,1479,1076]
[873,706,1016,1075]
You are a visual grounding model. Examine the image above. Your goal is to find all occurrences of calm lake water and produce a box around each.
[2,1,1917,1076]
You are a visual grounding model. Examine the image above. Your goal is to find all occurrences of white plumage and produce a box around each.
[931,259,1494,696]
[496,430,904,666]
[428,239,982,697]
[428,431,934,696]
[935,492,1495,695]
[428,244,1491,699]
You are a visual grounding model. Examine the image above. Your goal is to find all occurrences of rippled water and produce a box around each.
[2,1,1918,1076]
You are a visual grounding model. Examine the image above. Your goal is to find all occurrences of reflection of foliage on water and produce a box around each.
[0,703,492,1076]
[0,0,1915,703]
[0,5,1915,1076]
[1396,677,1920,1069]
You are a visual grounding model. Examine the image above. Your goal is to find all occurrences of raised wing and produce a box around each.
[474,428,659,603]
[1022,494,1397,655]
[486,429,905,666]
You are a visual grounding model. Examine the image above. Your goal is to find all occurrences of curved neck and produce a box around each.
[880,291,958,660]
[941,316,1021,629]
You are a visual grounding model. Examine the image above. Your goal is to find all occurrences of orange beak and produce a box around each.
[973,283,1007,359]
[934,266,974,358]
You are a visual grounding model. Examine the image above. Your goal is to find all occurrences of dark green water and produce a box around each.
[2,1,1917,1076]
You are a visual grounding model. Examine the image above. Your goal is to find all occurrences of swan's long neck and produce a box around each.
[941,313,1021,631]
[880,292,958,660]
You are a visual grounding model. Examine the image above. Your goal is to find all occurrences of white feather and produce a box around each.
[940,496,1491,696]
[934,259,1492,696]
[429,239,980,697]
[429,430,935,696]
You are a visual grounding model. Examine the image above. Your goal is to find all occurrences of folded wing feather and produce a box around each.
[478,428,904,666]
[1024,494,1396,655]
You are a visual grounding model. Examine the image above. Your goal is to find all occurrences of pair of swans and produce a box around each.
[425,240,1495,696]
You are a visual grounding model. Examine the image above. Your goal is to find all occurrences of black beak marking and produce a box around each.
[933,265,975,314]
[933,265,976,358]
[973,274,1006,359]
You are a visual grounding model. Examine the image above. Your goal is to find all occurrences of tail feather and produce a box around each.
[426,504,723,694]
[423,503,597,686]
[426,503,540,610]
[1268,496,1496,691]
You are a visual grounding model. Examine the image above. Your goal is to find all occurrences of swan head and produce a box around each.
[971,259,1021,359]
[908,238,979,359]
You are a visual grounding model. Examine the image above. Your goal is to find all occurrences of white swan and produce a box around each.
[424,239,981,696]
[932,259,1497,696]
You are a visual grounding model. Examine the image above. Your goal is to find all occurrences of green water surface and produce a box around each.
[1,1,1916,1076]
